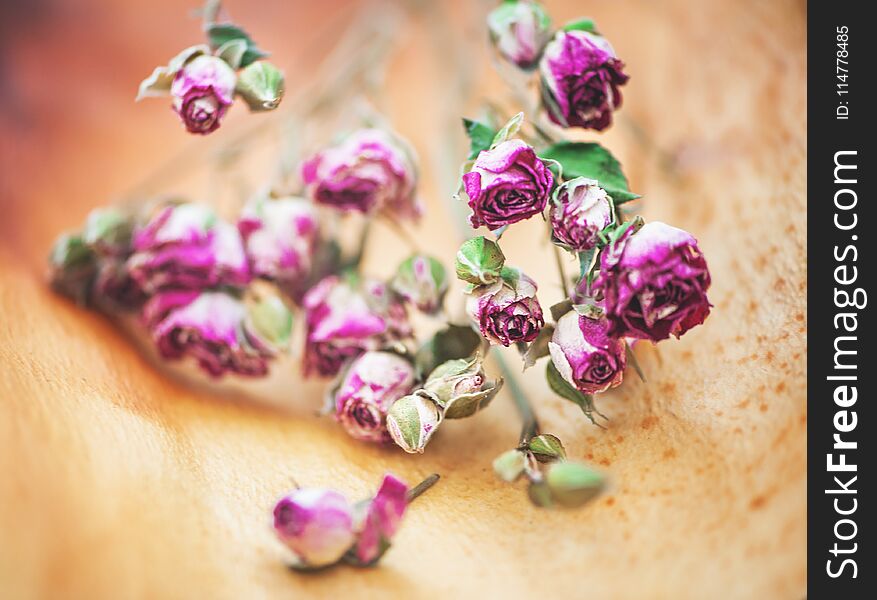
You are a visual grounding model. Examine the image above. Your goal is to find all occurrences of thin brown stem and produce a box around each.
[407,473,440,502]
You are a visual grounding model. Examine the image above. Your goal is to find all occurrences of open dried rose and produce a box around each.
[539,30,629,131]
[334,351,416,443]
[487,0,553,70]
[302,275,411,377]
[549,177,613,252]
[466,268,544,346]
[593,221,712,341]
[170,55,236,134]
[463,139,553,231]
[548,311,626,394]
[127,203,250,293]
[301,129,420,220]
[142,290,275,377]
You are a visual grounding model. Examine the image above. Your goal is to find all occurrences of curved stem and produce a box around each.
[493,350,539,445]
[407,473,440,502]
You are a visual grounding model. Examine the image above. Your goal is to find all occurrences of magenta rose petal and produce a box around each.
[353,474,410,565]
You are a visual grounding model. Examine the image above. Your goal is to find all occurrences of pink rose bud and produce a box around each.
[549,177,613,251]
[487,0,553,70]
[301,129,420,220]
[302,275,411,377]
[352,474,409,565]
[238,196,320,285]
[143,290,272,378]
[334,351,416,443]
[170,55,237,134]
[273,489,356,568]
[539,30,629,131]
[127,203,251,293]
[593,221,712,341]
[466,268,544,346]
[548,311,626,394]
[463,139,554,231]
[390,254,449,315]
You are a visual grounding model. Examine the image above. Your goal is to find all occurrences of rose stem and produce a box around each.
[550,236,571,299]
[493,350,539,445]
[381,214,421,252]
[407,473,441,502]
[348,220,372,270]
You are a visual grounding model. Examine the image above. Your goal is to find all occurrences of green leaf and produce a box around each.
[549,299,573,322]
[462,118,497,160]
[562,18,599,34]
[545,461,606,508]
[206,23,269,68]
[545,361,607,426]
[539,142,641,204]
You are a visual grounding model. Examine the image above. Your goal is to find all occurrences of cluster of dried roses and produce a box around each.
[47,0,714,571]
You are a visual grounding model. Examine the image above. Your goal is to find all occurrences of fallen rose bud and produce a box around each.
[539,30,629,131]
[302,129,420,220]
[545,461,606,508]
[487,0,553,70]
[143,290,271,377]
[350,474,410,565]
[334,351,416,443]
[390,254,448,315]
[466,268,544,347]
[548,310,626,394]
[274,489,356,569]
[302,275,411,377]
[386,392,443,454]
[127,203,251,293]
[463,139,553,231]
[171,54,237,134]
[593,221,712,341]
[549,177,613,251]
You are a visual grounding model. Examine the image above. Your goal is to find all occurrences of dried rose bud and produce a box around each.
[242,283,294,353]
[487,0,552,70]
[238,196,320,286]
[273,489,356,568]
[127,203,250,293]
[170,55,236,134]
[463,139,553,231]
[455,236,506,285]
[390,254,448,315]
[143,290,271,378]
[422,356,502,419]
[82,208,133,258]
[466,268,544,347]
[593,221,712,341]
[334,351,416,443]
[385,392,443,454]
[548,310,625,394]
[351,474,410,565]
[302,275,411,377]
[301,129,420,220]
[539,30,629,131]
[549,177,613,251]
[49,234,98,304]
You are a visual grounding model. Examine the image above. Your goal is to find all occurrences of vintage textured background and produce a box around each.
[0,0,806,598]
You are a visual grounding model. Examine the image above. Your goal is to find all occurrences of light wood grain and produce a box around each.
[0,0,806,598]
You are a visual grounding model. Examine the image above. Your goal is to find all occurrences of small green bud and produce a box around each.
[492,449,527,482]
[422,356,502,419]
[545,461,606,508]
[235,61,285,111]
[455,236,505,285]
[528,434,566,463]
[386,393,443,454]
[390,254,449,314]
[243,283,294,352]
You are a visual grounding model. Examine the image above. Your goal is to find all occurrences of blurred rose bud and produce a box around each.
[273,489,356,569]
[235,61,285,112]
[127,203,251,293]
[351,474,410,565]
[493,449,527,482]
[82,208,133,257]
[466,268,544,347]
[143,290,271,378]
[302,275,411,377]
[333,351,415,443]
[528,433,566,462]
[171,55,237,134]
[422,356,502,419]
[463,139,553,231]
[593,221,712,341]
[487,0,552,70]
[238,196,320,286]
[549,177,613,251]
[386,392,443,454]
[301,129,420,220]
[390,254,448,315]
[455,236,506,285]
[539,30,629,131]
[548,311,625,394]
[242,283,294,354]
[48,234,98,304]
[545,461,606,508]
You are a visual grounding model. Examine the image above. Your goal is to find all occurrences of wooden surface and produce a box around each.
[0,0,806,598]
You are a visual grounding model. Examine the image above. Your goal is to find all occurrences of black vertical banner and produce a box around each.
[808,1,873,597]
